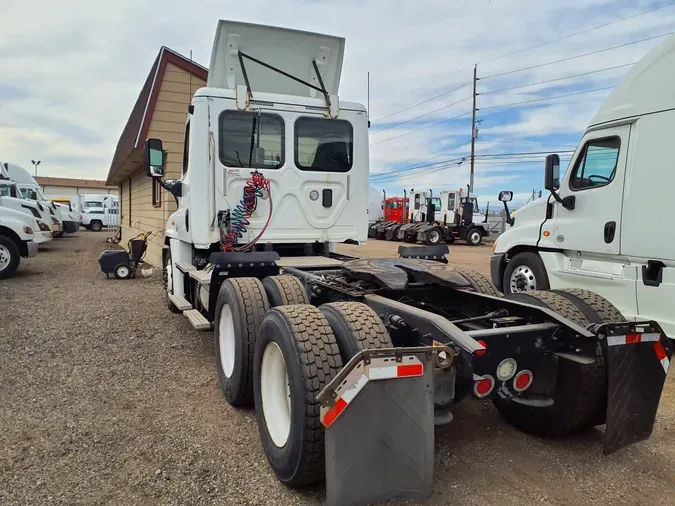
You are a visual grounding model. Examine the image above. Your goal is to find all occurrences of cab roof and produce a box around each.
[590,33,675,127]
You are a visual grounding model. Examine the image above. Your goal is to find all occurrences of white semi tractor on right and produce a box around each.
[137,20,672,506]
[492,32,675,340]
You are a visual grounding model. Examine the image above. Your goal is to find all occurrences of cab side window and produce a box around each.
[570,137,620,190]
[182,121,190,176]
[414,194,420,210]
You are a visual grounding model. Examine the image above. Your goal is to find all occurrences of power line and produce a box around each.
[372,95,472,134]
[368,2,675,111]
[372,81,472,122]
[370,141,471,179]
[480,62,636,95]
[478,2,675,65]
[370,110,472,145]
[480,86,614,112]
[481,32,671,80]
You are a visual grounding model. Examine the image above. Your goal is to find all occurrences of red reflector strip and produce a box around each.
[322,397,348,428]
[397,363,423,377]
[607,333,661,346]
[654,341,670,374]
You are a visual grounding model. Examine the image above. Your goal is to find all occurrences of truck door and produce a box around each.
[550,125,630,255]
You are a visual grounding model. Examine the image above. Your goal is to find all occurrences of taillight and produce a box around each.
[474,340,487,356]
[513,370,533,392]
[473,375,495,398]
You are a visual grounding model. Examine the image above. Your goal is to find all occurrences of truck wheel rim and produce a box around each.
[510,266,537,291]
[429,230,440,243]
[117,266,130,278]
[218,305,236,378]
[471,231,481,244]
[261,341,291,448]
[0,244,10,271]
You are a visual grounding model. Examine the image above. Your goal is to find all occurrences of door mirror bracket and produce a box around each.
[544,154,575,210]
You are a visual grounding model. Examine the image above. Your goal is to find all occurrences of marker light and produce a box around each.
[496,358,517,381]
[474,340,487,356]
[473,375,495,398]
[513,370,534,392]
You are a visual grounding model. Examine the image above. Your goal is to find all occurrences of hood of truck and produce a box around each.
[208,20,345,98]
[511,196,548,225]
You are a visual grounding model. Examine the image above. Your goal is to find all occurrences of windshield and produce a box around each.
[471,197,480,214]
[386,201,402,209]
[0,185,15,197]
[20,187,38,200]
[430,197,441,209]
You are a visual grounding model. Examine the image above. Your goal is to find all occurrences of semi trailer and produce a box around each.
[145,20,671,506]
[491,32,675,340]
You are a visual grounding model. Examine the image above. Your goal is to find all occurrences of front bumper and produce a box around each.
[63,220,79,233]
[27,241,39,257]
[490,253,506,292]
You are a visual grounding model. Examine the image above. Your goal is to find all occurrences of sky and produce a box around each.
[1,0,674,209]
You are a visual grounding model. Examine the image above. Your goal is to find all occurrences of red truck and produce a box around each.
[368,193,409,239]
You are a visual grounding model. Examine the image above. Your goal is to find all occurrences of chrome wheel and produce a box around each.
[509,265,537,292]
[428,230,441,244]
[0,244,10,272]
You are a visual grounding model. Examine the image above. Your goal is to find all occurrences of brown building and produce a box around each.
[106,47,207,267]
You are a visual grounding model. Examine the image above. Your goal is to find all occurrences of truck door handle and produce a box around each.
[604,221,616,243]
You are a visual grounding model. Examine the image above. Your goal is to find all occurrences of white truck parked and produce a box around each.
[80,194,119,232]
[0,205,41,279]
[491,32,675,338]
[4,162,80,236]
[139,20,672,506]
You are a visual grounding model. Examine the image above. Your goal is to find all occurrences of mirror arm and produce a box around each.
[502,201,514,226]
[548,188,576,210]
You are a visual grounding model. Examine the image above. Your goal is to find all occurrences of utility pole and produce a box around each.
[31,160,41,177]
[469,64,478,195]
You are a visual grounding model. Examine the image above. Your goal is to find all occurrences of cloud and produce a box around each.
[0,0,673,195]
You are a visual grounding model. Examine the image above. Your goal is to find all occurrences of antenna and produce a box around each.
[367,72,370,128]
[189,50,193,96]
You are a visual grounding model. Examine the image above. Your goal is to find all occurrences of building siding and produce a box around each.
[119,62,206,268]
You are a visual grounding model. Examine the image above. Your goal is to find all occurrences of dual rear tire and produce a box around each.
[213,275,392,486]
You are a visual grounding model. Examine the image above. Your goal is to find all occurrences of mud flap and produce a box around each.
[318,348,442,506]
[600,322,672,455]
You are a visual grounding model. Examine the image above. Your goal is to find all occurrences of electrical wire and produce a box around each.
[480,86,614,112]
[373,81,472,122]
[480,32,671,80]
[370,110,472,145]
[369,2,675,110]
[479,62,636,95]
[372,96,472,133]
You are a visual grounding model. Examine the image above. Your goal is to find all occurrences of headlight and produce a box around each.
[52,217,59,225]
[38,221,51,232]
[23,226,34,235]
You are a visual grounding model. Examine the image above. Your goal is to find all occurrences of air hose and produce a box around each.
[220,171,273,252]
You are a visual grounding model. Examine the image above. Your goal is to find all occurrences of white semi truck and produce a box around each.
[142,20,671,506]
[4,162,80,236]
[491,32,675,339]
[0,205,41,279]
[80,194,119,231]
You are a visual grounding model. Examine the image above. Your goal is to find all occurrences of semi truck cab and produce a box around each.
[492,32,675,337]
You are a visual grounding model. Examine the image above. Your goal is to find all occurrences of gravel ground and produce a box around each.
[1,233,673,505]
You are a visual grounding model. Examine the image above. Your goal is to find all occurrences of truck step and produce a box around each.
[169,294,192,311]
[184,309,211,330]
[189,269,212,286]
[175,261,196,273]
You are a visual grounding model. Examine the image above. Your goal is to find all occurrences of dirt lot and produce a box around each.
[1,233,673,505]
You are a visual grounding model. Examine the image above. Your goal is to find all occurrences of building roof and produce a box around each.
[36,176,116,190]
[106,47,208,184]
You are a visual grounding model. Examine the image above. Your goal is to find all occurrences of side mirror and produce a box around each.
[544,154,560,190]
[145,138,165,178]
[498,191,513,203]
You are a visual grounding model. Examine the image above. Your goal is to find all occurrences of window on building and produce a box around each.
[218,111,284,169]
[152,178,161,207]
[295,117,353,172]
[570,137,621,191]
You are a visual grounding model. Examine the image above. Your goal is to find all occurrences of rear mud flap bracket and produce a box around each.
[319,348,441,506]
